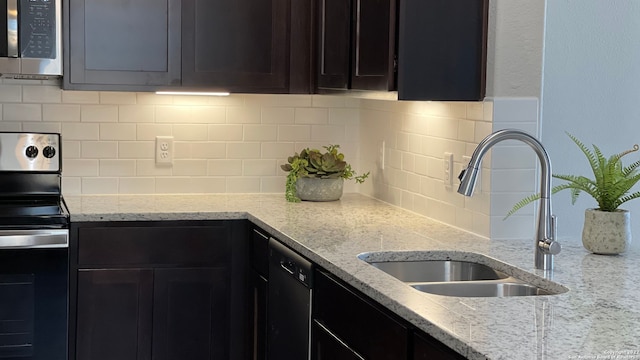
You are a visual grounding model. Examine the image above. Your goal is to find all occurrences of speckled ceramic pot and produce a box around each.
[582,208,631,255]
[295,178,344,201]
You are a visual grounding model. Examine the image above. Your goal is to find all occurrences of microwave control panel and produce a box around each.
[20,0,56,59]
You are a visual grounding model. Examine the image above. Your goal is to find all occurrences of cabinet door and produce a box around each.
[312,321,363,360]
[317,0,351,90]
[152,268,229,360]
[313,270,408,360]
[76,269,154,360]
[413,332,465,360]
[64,0,181,90]
[350,0,396,91]
[397,0,488,100]
[181,0,290,92]
[247,271,268,360]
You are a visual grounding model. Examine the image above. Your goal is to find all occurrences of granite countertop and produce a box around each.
[65,193,640,360]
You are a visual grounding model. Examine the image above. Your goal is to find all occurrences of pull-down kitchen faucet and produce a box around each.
[458,129,561,271]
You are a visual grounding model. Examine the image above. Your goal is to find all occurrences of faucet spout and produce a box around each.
[457,129,560,271]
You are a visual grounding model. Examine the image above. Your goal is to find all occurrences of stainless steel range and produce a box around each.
[0,132,68,360]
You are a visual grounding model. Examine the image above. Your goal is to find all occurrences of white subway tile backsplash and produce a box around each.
[262,108,295,124]
[23,86,61,103]
[173,124,208,141]
[226,177,261,193]
[44,104,81,122]
[119,178,156,194]
[81,141,118,158]
[100,123,137,140]
[278,125,310,141]
[119,105,155,123]
[192,106,226,123]
[136,124,172,140]
[136,159,173,176]
[4,104,41,121]
[295,108,328,125]
[0,87,536,239]
[243,160,277,176]
[244,125,278,141]
[0,85,22,102]
[99,159,136,176]
[118,141,155,159]
[82,105,119,122]
[23,122,61,133]
[227,106,261,124]
[65,159,99,176]
[99,92,137,105]
[82,177,118,194]
[62,91,100,104]
[62,123,100,140]
[207,159,243,176]
[173,159,208,176]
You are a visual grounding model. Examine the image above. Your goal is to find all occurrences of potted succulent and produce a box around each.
[507,133,640,254]
[281,145,369,202]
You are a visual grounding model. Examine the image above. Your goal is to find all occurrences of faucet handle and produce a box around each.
[539,239,561,255]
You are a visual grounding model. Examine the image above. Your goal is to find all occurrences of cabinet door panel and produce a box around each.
[181,0,288,92]
[152,268,229,360]
[65,0,181,90]
[78,225,231,267]
[317,0,351,89]
[413,332,465,360]
[312,321,363,360]
[398,0,488,100]
[314,270,408,360]
[350,0,396,90]
[76,269,153,360]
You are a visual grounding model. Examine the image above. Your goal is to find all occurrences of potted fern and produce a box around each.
[508,133,640,254]
[280,145,369,202]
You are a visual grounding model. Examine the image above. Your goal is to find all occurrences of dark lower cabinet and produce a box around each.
[70,220,247,360]
[313,269,409,360]
[247,227,269,360]
[76,269,153,360]
[313,268,466,360]
[413,332,466,360]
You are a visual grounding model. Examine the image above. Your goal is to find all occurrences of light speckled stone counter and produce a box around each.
[65,193,640,360]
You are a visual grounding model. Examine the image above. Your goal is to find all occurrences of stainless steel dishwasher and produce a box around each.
[267,237,313,360]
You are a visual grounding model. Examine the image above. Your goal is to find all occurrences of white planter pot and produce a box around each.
[582,208,631,255]
[295,178,344,201]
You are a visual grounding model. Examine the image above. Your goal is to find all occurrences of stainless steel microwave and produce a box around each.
[0,0,61,78]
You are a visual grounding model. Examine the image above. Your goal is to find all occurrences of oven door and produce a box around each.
[0,229,67,360]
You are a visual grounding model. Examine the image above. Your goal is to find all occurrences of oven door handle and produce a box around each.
[0,233,68,249]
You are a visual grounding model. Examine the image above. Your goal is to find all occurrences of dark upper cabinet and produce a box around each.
[397,0,488,101]
[64,0,181,91]
[64,0,314,93]
[317,0,396,91]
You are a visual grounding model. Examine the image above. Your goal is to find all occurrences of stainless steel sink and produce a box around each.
[367,260,509,282]
[411,281,552,297]
[360,253,567,298]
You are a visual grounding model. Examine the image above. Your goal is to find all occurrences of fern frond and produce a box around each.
[504,193,542,219]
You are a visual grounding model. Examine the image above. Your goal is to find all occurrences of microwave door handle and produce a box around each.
[7,0,18,57]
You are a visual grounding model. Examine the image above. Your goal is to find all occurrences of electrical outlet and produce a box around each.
[443,152,453,187]
[155,136,173,165]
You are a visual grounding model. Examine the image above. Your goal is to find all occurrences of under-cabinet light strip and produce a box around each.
[155,91,230,96]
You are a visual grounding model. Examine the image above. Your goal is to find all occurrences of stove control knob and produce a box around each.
[43,146,56,158]
[25,145,39,159]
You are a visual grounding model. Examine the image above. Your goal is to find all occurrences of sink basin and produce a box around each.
[367,260,509,282]
[359,252,568,297]
[411,281,552,297]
